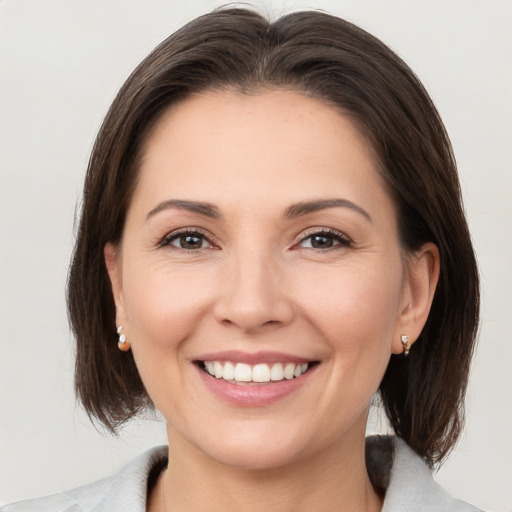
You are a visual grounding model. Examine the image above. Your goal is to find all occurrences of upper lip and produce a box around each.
[193,350,314,365]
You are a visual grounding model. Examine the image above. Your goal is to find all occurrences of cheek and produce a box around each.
[120,261,217,416]
[122,259,214,353]
[294,259,403,353]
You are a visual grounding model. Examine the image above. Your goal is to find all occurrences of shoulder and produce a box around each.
[1,478,111,512]
[368,436,483,512]
[1,446,168,512]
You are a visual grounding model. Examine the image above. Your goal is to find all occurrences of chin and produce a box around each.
[203,441,305,471]
[175,419,313,471]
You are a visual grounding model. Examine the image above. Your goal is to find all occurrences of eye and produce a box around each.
[297,229,351,250]
[161,229,214,251]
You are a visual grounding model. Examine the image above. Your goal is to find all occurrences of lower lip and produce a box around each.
[196,365,317,406]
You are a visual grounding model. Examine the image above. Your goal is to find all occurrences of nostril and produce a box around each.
[212,270,294,332]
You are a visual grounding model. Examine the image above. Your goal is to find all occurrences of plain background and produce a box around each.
[0,1,511,510]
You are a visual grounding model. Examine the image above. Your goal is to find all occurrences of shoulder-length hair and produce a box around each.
[67,7,479,467]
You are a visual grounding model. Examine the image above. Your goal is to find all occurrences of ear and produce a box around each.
[104,242,127,327]
[392,242,440,354]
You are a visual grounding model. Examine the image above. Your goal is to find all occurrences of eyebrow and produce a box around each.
[147,199,221,220]
[146,197,371,222]
[284,198,372,222]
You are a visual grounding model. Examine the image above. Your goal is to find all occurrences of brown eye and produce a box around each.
[298,230,351,250]
[310,234,334,248]
[177,234,204,249]
[165,231,211,250]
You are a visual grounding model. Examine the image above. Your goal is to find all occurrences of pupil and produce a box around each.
[311,235,333,248]
[182,235,202,249]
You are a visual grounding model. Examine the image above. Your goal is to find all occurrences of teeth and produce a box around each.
[270,363,284,381]
[252,364,271,383]
[284,363,296,380]
[223,361,235,380]
[213,361,223,379]
[203,361,310,383]
[234,363,252,382]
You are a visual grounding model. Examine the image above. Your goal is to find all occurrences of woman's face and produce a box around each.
[106,90,431,469]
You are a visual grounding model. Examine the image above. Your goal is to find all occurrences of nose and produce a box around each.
[213,248,294,334]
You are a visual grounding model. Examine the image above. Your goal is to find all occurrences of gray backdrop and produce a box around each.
[1,1,511,510]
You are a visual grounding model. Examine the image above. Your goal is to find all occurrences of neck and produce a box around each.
[159,428,383,512]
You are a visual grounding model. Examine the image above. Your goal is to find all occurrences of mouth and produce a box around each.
[195,360,319,385]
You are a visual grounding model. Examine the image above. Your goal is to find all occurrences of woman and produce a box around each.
[4,7,481,512]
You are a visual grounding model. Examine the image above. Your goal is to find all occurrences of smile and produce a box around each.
[194,354,320,405]
[201,361,312,383]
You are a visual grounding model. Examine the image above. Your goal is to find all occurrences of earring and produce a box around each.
[117,325,130,352]
[401,334,410,356]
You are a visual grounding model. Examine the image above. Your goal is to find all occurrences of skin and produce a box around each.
[105,89,439,512]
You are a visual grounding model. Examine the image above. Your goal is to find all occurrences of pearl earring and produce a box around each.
[117,325,130,352]
[401,334,410,356]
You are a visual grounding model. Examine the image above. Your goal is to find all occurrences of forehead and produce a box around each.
[145,88,376,158]
[131,89,391,219]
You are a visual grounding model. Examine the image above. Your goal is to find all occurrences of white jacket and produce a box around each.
[2,438,482,511]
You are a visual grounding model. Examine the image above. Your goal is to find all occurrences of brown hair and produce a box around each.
[67,7,479,466]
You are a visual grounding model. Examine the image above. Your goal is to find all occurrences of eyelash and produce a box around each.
[159,227,351,252]
[158,228,216,252]
[295,228,351,251]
